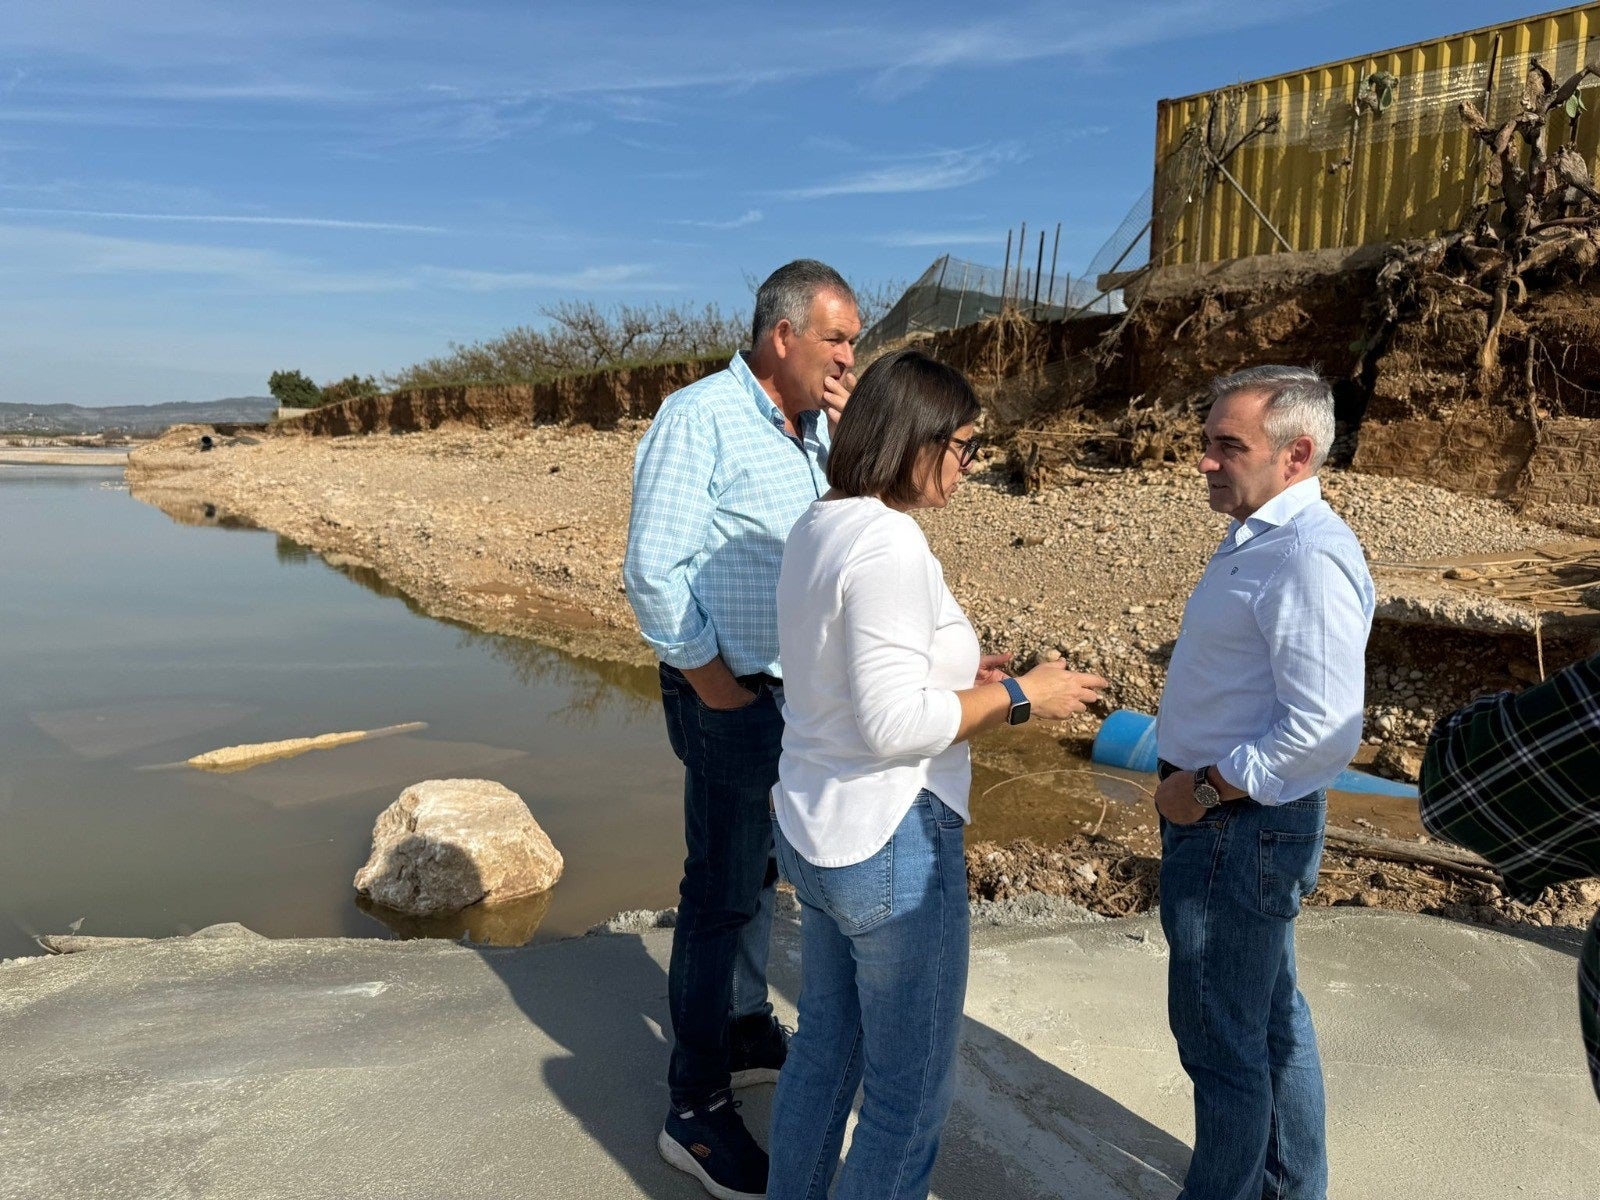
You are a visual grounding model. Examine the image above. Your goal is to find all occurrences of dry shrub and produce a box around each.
[1006,396,1201,491]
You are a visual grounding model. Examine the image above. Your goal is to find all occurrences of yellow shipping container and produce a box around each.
[1152,3,1600,267]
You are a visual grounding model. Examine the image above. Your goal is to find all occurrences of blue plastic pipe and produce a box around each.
[1091,709,1420,799]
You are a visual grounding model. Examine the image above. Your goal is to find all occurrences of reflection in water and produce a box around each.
[297,535,660,717]
[132,487,258,530]
[356,889,555,945]
[275,535,312,564]
[469,634,657,720]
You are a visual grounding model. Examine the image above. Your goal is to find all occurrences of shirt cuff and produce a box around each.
[644,625,720,671]
[1219,746,1286,805]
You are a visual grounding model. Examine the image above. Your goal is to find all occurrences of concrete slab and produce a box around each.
[1,909,1594,1199]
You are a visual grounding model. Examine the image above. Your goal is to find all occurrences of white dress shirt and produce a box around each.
[1156,477,1376,805]
[773,496,979,867]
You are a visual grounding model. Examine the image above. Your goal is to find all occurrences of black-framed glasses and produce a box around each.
[947,434,982,469]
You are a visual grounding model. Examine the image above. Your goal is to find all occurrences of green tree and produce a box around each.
[267,369,322,409]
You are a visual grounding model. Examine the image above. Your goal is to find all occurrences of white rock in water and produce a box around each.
[354,779,564,917]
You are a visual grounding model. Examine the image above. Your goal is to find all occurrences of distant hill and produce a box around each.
[0,397,277,434]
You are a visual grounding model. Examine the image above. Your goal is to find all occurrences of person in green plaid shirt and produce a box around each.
[1419,649,1600,1102]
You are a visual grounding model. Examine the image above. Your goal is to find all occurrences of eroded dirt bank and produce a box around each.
[126,423,1598,934]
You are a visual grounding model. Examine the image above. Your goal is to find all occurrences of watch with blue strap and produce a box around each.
[1000,677,1031,725]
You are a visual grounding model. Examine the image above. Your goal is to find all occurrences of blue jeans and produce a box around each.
[1159,793,1329,1200]
[769,791,969,1200]
[659,664,780,1108]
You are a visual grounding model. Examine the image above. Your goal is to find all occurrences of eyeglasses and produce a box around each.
[947,434,982,469]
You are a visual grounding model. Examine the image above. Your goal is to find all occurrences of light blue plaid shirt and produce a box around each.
[624,352,830,678]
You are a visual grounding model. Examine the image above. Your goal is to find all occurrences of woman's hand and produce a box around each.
[1016,659,1108,720]
[974,652,1014,686]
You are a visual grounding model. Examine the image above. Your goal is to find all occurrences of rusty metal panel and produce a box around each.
[1152,4,1600,266]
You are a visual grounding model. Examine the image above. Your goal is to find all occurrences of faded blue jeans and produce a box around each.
[659,664,780,1108]
[769,790,969,1200]
[1160,792,1329,1200]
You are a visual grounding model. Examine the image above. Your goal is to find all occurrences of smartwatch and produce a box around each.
[1193,766,1222,808]
[1001,677,1031,726]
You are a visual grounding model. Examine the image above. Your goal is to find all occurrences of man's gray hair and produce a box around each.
[1209,364,1336,470]
[751,259,856,347]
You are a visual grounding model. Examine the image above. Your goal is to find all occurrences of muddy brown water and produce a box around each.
[2,459,1419,959]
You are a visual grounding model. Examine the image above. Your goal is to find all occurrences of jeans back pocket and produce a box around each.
[795,839,895,935]
[1258,829,1324,920]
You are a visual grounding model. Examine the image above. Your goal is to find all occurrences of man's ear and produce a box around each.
[770,318,794,360]
[1287,435,1315,474]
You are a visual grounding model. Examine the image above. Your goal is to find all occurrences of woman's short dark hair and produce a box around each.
[826,349,980,506]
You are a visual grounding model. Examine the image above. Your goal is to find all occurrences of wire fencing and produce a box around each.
[859,251,1121,357]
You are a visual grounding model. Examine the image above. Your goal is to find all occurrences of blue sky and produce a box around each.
[0,0,1540,405]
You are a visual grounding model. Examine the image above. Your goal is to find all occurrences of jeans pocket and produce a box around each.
[1258,830,1324,919]
[809,840,895,935]
[923,789,964,830]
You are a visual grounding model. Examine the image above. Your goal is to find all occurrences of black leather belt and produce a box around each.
[1157,759,1183,781]
[738,672,783,691]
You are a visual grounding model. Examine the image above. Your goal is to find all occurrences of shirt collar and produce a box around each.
[729,351,825,443]
[1225,476,1321,547]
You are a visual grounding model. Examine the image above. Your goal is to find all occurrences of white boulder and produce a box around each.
[354,778,563,917]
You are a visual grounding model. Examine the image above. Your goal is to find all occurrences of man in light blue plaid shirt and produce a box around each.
[625,259,861,1199]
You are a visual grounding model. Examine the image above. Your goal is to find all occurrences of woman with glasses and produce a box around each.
[767,348,1106,1200]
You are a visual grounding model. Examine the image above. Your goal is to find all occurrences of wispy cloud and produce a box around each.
[0,224,661,296]
[2,1,1332,110]
[776,145,1021,201]
[676,209,763,231]
[0,207,446,234]
[422,264,668,292]
[872,229,1009,248]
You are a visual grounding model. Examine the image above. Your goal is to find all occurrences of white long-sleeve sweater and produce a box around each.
[773,495,979,867]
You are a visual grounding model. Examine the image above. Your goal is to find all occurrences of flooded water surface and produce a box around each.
[0,463,685,958]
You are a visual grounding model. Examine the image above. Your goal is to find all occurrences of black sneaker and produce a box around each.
[657,1093,768,1200]
[728,1015,790,1088]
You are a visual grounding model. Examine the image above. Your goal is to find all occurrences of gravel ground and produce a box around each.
[967,833,1600,934]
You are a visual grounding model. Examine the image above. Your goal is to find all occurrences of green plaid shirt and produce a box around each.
[1419,651,1600,1102]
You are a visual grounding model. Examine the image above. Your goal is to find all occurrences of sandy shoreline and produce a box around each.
[2,448,129,466]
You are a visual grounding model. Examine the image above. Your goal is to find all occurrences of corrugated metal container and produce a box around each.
[1152,4,1600,266]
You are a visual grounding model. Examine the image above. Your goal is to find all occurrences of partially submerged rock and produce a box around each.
[34,922,265,955]
[354,778,564,917]
[186,722,425,772]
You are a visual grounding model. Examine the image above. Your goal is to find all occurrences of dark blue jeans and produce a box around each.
[659,664,781,1108]
[1160,793,1329,1200]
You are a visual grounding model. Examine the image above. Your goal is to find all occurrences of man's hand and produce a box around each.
[821,370,856,434]
[975,652,1014,686]
[681,658,760,711]
[1154,769,1210,826]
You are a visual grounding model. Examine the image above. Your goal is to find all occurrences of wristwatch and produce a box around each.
[1000,677,1031,726]
[1192,766,1222,808]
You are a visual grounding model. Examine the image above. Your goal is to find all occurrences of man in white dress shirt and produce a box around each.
[1152,365,1375,1200]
